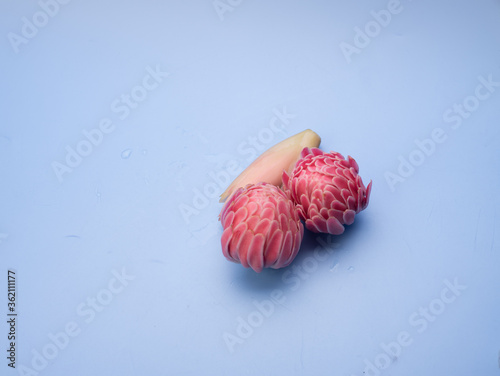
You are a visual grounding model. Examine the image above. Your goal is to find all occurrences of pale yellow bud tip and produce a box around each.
[219,129,321,203]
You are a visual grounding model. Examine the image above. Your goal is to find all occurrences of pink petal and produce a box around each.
[301,147,312,158]
[221,210,234,228]
[246,201,259,217]
[311,215,328,233]
[247,234,265,273]
[221,227,233,260]
[348,155,359,172]
[328,209,345,223]
[324,165,337,176]
[364,181,373,209]
[331,200,346,211]
[343,209,356,225]
[325,185,343,202]
[245,215,260,231]
[237,230,254,268]
[254,218,272,237]
[277,230,294,267]
[326,217,345,235]
[341,188,352,202]
[229,222,247,259]
[282,170,291,189]
[233,206,249,225]
[333,176,348,191]
[324,157,335,166]
[233,193,249,210]
[347,179,358,196]
[261,206,275,221]
[296,177,308,198]
[311,147,323,156]
[279,213,289,232]
[346,196,357,211]
[264,229,283,267]
[323,191,336,209]
[305,218,321,233]
[298,196,309,218]
[277,199,288,217]
[319,207,329,219]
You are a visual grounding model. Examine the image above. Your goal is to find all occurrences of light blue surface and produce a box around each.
[1,1,500,375]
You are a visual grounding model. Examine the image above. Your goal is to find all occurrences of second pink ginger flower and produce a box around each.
[219,130,372,273]
[283,147,372,235]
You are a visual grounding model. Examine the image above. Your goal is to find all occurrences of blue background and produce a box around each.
[1,0,500,375]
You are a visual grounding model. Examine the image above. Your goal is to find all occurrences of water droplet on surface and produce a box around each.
[0,135,10,146]
[348,266,355,272]
[149,259,165,265]
[0,233,8,244]
[142,149,148,156]
[329,259,340,272]
[121,148,132,159]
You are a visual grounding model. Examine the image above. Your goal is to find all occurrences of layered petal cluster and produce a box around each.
[283,147,372,235]
[220,182,304,273]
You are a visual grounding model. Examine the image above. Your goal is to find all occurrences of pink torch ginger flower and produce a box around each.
[220,182,304,273]
[283,147,372,235]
